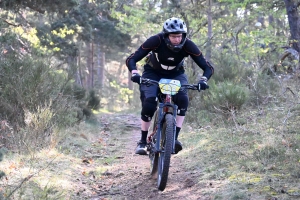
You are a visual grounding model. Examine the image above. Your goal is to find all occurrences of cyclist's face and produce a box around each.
[168,34,182,45]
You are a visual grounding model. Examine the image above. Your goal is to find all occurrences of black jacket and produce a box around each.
[126,33,214,79]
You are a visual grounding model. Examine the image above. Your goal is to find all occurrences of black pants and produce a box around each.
[139,64,189,122]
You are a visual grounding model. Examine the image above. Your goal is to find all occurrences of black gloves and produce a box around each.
[131,73,141,84]
[198,76,209,91]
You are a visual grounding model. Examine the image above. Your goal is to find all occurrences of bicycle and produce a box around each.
[140,77,199,191]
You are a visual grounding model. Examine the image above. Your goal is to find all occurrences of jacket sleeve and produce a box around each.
[183,39,214,79]
[126,34,161,72]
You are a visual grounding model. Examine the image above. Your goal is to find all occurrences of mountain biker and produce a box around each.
[126,17,214,155]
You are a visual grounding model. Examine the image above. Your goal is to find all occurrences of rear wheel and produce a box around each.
[157,113,174,191]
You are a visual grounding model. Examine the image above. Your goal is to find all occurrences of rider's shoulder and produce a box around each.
[142,34,162,49]
[183,38,201,56]
[184,38,198,47]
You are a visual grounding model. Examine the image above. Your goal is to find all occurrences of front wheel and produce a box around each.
[149,110,159,177]
[157,113,174,191]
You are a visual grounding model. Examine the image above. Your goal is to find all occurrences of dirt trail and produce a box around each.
[76,113,214,200]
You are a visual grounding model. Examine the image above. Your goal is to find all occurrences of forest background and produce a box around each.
[0,0,300,199]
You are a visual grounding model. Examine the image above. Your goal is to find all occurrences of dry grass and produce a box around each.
[0,114,108,199]
[0,111,142,199]
[178,94,300,199]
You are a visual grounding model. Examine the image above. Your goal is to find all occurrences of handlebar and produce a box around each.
[140,78,199,91]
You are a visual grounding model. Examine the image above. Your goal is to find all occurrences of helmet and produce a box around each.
[162,17,187,52]
[163,17,187,34]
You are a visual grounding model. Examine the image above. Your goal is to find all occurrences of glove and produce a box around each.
[131,73,141,84]
[198,76,209,91]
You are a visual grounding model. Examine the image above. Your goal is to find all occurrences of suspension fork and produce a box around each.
[155,94,178,153]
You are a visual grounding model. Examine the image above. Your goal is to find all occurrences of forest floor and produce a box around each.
[76,113,218,200]
[1,112,220,200]
[2,111,299,200]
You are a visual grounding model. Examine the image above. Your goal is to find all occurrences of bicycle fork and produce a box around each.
[148,97,178,154]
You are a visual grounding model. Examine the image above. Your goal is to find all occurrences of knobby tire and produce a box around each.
[157,113,174,191]
[149,110,159,177]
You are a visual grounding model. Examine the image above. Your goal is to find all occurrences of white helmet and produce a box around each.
[162,17,187,52]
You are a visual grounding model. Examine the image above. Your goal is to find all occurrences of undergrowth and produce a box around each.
[179,88,300,199]
[1,93,300,199]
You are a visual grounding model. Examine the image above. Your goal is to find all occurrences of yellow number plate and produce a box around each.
[158,79,181,95]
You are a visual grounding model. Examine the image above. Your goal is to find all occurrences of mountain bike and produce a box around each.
[141,78,199,191]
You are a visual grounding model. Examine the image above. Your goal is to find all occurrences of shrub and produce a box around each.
[245,72,280,107]
[205,81,250,114]
[210,50,254,84]
[87,90,100,110]
[0,151,4,179]
[0,150,4,199]
[73,84,86,100]
[0,51,78,151]
[186,80,250,124]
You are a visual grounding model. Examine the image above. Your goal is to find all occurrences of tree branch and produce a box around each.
[1,18,20,27]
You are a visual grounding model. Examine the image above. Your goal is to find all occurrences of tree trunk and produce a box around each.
[283,0,300,53]
[161,0,168,8]
[86,42,93,89]
[98,51,105,88]
[128,71,133,90]
[67,55,76,80]
[91,42,94,88]
[76,45,83,87]
[97,43,105,88]
[206,0,212,62]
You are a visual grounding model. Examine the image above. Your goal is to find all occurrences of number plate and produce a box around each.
[158,79,181,95]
